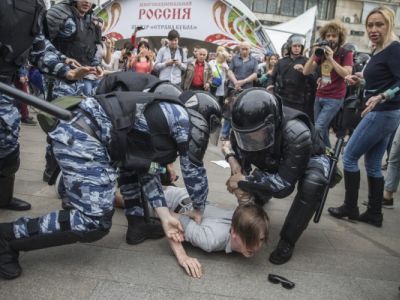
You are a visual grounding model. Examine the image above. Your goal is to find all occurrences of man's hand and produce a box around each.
[183,209,203,224]
[166,59,175,66]
[226,173,245,192]
[66,66,96,81]
[324,46,334,61]
[65,58,82,68]
[204,82,210,91]
[95,66,104,78]
[361,95,382,117]
[166,163,178,182]
[344,74,361,86]
[173,60,181,67]
[178,255,202,278]
[160,215,184,243]
[293,64,304,72]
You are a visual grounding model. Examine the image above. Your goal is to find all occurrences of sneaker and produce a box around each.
[383,198,394,209]
[21,117,37,126]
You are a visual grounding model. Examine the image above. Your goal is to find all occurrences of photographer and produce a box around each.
[303,20,353,148]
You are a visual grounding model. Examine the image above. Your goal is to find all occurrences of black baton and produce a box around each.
[314,137,345,223]
[0,82,73,121]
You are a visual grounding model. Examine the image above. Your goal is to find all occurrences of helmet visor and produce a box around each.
[233,122,275,151]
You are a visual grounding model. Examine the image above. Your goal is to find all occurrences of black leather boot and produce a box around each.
[269,239,294,265]
[359,176,383,227]
[0,223,21,279]
[126,216,165,245]
[328,170,360,220]
[0,175,31,211]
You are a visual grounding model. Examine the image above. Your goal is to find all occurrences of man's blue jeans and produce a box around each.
[385,124,400,192]
[221,118,231,139]
[343,109,400,178]
[314,97,343,148]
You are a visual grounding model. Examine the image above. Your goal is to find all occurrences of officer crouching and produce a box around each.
[222,88,330,264]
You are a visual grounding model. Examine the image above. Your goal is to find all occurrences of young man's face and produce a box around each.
[324,31,339,50]
[196,49,207,63]
[231,230,264,257]
[291,44,302,56]
[75,0,93,15]
[169,37,179,49]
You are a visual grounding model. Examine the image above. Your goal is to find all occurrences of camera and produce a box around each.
[314,40,331,58]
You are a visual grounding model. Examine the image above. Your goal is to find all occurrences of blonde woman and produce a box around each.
[208,49,229,107]
[328,6,400,227]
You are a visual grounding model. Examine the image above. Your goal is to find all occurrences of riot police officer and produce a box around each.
[267,35,313,115]
[0,76,221,279]
[222,88,330,264]
[0,0,92,214]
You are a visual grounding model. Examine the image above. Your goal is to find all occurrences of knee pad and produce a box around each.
[298,167,328,204]
[0,148,20,177]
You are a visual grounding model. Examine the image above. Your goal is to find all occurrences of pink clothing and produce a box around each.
[133,60,152,74]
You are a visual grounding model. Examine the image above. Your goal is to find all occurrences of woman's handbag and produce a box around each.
[211,65,222,87]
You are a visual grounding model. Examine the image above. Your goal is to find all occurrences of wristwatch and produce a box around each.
[379,93,387,103]
[225,150,236,162]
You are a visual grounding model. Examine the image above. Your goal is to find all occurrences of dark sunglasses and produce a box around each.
[268,274,295,289]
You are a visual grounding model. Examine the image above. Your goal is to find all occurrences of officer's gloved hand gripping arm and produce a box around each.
[236,121,313,198]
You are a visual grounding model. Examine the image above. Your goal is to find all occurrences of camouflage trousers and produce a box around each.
[13,120,118,239]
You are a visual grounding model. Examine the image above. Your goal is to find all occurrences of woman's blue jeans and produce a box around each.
[343,109,400,178]
[314,97,343,148]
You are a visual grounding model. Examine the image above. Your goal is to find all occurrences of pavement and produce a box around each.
[0,115,399,300]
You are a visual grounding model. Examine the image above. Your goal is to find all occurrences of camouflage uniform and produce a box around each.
[12,96,208,238]
[49,17,101,99]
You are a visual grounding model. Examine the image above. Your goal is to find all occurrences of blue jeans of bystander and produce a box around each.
[343,109,400,178]
[314,97,343,148]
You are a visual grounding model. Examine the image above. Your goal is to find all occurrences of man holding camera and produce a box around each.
[303,20,353,148]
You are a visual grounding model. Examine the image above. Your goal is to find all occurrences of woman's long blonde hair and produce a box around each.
[366,6,399,48]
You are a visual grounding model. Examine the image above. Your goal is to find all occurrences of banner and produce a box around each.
[96,0,275,53]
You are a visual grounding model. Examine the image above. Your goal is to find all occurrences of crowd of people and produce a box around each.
[0,0,399,281]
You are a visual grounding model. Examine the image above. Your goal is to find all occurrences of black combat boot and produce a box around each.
[0,223,21,279]
[328,170,360,220]
[359,176,384,227]
[0,175,31,211]
[126,216,165,245]
[269,239,294,265]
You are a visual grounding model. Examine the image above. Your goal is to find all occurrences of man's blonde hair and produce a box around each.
[231,204,269,248]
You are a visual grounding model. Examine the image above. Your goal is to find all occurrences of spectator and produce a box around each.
[102,38,121,72]
[383,125,400,208]
[187,45,201,64]
[227,42,258,91]
[221,42,258,140]
[267,35,312,114]
[328,6,400,227]
[129,40,155,74]
[14,66,37,126]
[154,29,187,85]
[181,48,212,91]
[208,49,230,107]
[303,20,353,148]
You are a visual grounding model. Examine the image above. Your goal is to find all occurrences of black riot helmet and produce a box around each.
[180,90,222,133]
[149,81,183,98]
[342,42,357,54]
[231,88,282,152]
[355,52,370,66]
[287,34,305,55]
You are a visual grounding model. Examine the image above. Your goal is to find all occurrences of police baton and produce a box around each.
[0,82,73,121]
[313,137,345,223]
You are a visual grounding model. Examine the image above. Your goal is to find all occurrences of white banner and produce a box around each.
[96,0,274,52]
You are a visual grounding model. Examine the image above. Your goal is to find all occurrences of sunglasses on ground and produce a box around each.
[268,273,295,289]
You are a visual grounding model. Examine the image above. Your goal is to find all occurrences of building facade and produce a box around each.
[243,0,400,52]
